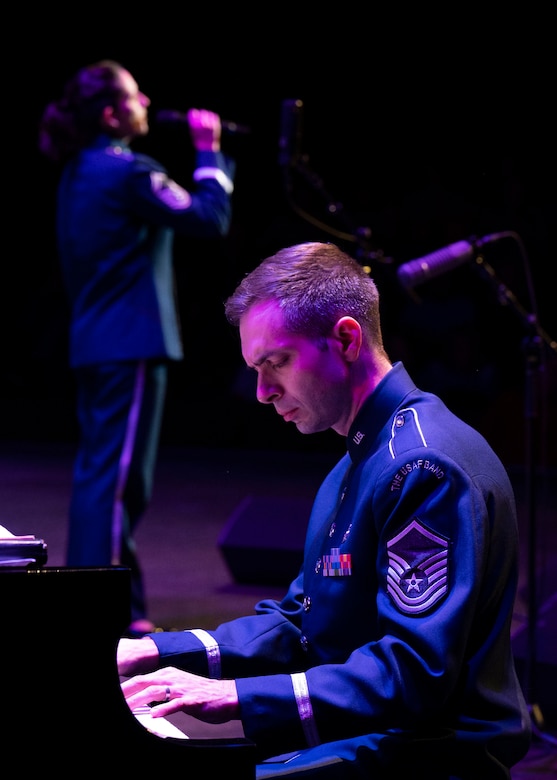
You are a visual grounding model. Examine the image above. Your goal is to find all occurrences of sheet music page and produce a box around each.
[0,524,46,566]
[0,524,36,540]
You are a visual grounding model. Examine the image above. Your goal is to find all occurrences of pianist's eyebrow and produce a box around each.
[247,350,278,370]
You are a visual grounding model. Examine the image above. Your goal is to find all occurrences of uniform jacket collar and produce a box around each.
[346,362,416,464]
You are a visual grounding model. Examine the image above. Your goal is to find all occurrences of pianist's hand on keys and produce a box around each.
[121,664,240,724]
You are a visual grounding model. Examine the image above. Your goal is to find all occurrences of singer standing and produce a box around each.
[38,59,235,636]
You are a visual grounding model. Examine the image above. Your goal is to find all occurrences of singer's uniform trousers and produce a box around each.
[66,359,167,622]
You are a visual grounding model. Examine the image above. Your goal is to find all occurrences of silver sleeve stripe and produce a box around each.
[193,167,234,194]
[187,628,222,678]
[291,672,320,747]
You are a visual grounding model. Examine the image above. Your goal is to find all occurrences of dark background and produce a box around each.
[2,10,556,467]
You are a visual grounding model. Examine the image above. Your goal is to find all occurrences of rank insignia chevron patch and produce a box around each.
[386,518,449,615]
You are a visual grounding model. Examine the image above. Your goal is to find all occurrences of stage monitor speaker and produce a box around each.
[218,494,312,586]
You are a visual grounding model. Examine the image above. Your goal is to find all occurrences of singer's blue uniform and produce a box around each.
[150,363,531,778]
[56,134,234,625]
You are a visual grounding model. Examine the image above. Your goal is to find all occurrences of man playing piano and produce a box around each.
[118,242,531,779]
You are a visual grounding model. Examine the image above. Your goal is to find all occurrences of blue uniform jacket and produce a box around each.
[56,135,234,366]
[152,362,531,775]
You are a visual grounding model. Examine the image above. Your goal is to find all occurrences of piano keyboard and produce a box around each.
[132,706,189,739]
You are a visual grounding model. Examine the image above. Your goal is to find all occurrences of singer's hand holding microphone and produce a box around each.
[155,109,251,137]
[188,108,223,151]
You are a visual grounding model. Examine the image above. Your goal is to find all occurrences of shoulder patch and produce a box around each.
[386,517,449,615]
[149,171,192,209]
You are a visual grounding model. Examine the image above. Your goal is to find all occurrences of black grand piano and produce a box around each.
[2,566,256,776]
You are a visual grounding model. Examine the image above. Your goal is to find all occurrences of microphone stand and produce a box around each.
[473,253,557,740]
[280,153,390,270]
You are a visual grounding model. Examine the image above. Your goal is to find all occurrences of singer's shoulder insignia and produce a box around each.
[149,171,192,209]
[386,517,449,615]
[106,144,133,159]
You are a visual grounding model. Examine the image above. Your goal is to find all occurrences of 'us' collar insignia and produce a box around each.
[386,518,449,615]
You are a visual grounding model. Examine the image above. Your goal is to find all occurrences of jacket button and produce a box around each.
[303,595,312,612]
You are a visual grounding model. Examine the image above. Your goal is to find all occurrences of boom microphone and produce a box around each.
[397,232,510,292]
[155,110,251,135]
[278,98,304,166]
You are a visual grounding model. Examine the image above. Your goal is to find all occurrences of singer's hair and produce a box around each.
[38,59,127,163]
[225,242,387,353]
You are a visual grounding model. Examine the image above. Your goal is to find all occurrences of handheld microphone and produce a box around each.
[154,110,251,135]
[397,232,510,292]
